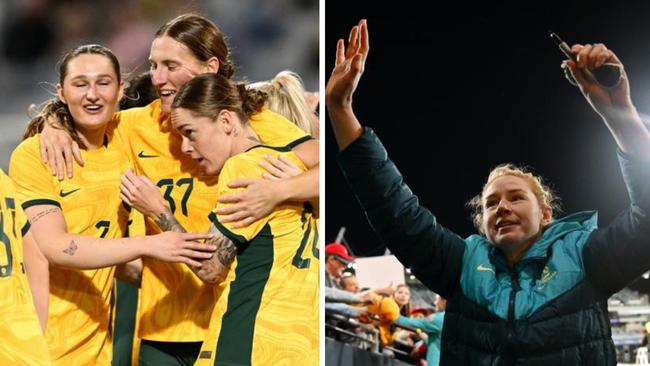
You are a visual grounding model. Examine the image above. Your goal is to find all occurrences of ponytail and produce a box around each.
[24,99,82,146]
[248,71,314,135]
[236,82,267,119]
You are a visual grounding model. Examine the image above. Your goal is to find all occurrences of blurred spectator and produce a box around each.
[325,242,354,289]
[340,273,360,294]
[2,0,54,63]
[394,284,412,317]
[394,295,447,366]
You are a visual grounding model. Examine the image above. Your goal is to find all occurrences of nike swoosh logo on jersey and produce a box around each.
[476,264,495,273]
[138,151,159,158]
[60,188,80,197]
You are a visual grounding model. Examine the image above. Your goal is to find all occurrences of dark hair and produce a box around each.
[155,14,234,79]
[172,73,267,124]
[24,44,121,145]
[119,71,157,110]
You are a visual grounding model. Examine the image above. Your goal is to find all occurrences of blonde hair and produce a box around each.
[467,164,561,234]
[248,71,315,135]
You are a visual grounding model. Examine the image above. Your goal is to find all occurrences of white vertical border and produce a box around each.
[318,0,325,363]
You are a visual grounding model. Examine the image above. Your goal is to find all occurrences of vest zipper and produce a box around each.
[507,271,521,365]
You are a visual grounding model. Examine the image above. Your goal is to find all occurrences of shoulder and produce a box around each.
[11,135,42,163]
[0,169,15,191]
[118,99,162,126]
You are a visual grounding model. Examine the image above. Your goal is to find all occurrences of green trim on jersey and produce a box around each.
[214,224,274,365]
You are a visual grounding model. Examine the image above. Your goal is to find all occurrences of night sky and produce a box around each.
[325,1,650,257]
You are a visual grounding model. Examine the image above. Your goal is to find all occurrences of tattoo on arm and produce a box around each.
[153,208,236,284]
[196,225,238,284]
[209,226,237,267]
[62,240,78,256]
[155,208,187,233]
[29,207,61,225]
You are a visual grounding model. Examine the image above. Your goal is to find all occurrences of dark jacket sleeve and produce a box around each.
[583,151,650,296]
[338,128,466,298]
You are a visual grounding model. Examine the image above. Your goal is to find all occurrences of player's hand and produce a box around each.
[39,115,84,180]
[120,169,168,219]
[146,231,216,267]
[215,178,284,228]
[259,154,303,180]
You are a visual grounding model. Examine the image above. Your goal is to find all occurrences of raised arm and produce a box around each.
[325,21,466,298]
[565,44,650,294]
[24,204,215,269]
[120,170,235,285]
[325,20,368,150]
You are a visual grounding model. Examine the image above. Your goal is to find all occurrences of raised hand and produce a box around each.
[564,43,633,120]
[326,19,370,150]
[564,43,650,157]
[325,19,369,111]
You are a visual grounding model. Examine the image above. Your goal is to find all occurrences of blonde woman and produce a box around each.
[326,20,650,366]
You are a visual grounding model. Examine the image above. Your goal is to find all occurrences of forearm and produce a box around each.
[395,315,439,334]
[23,233,49,332]
[154,208,234,285]
[583,152,650,295]
[277,165,319,202]
[338,128,465,297]
[602,106,650,159]
[37,232,147,269]
[325,302,362,317]
[327,106,364,151]
[325,286,362,303]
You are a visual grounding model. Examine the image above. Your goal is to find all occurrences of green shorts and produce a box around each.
[112,280,138,366]
[138,339,203,366]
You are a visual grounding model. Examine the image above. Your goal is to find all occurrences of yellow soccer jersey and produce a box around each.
[113,100,311,342]
[195,147,319,366]
[0,170,51,366]
[9,126,132,366]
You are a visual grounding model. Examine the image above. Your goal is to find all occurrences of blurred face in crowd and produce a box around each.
[482,175,551,261]
[341,275,359,293]
[326,255,346,279]
[411,311,426,319]
[149,36,218,113]
[393,285,410,307]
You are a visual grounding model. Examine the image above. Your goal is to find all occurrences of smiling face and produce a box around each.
[171,107,234,175]
[482,175,552,256]
[149,36,211,114]
[57,53,123,133]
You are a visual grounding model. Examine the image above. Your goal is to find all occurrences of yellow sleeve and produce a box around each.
[250,109,312,148]
[209,155,272,244]
[9,137,59,209]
